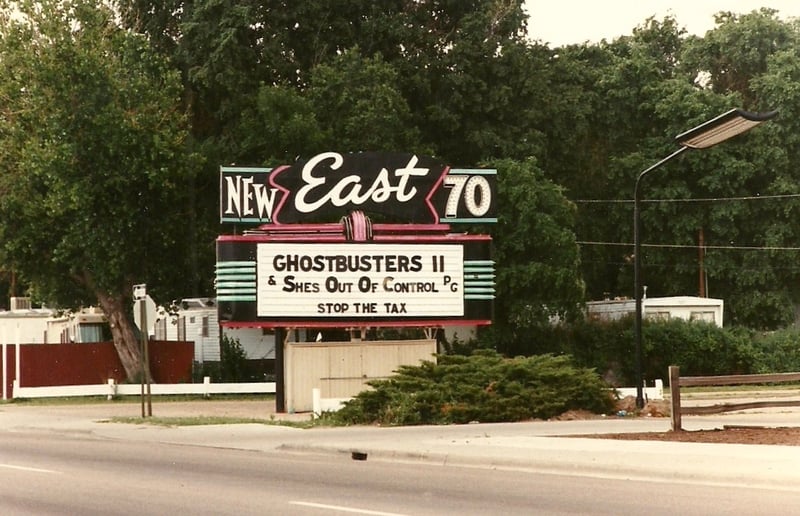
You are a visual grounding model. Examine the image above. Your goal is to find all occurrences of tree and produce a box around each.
[554,12,797,329]
[307,50,425,155]
[117,0,537,163]
[108,2,800,333]
[0,0,198,380]
[489,158,584,350]
[681,8,797,105]
[551,16,695,302]
[638,11,796,328]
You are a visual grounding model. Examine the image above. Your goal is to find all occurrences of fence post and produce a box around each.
[669,365,681,431]
[312,387,321,419]
[107,378,116,401]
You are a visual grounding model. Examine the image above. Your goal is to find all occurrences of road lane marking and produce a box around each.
[0,463,60,474]
[289,501,408,515]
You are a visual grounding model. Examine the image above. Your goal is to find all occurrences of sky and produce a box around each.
[523,1,800,47]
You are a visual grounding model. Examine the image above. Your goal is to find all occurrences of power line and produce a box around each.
[580,258,800,272]
[577,241,800,251]
[572,193,800,204]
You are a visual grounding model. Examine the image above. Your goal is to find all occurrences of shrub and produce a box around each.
[751,329,800,373]
[328,350,615,426]
[486,317,763,386]
[220,335,250,382]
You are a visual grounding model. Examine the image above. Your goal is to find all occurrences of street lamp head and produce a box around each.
[675,108,779,150]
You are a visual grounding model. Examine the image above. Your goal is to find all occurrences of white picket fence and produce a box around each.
[12,377,276,400]
[10,377,664,412]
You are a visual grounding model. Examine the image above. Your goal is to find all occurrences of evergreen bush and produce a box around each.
[329,350,615,426]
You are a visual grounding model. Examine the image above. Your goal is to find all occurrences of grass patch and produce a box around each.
[5,393,276,406]
[108,415,320,429]
[3,396,116,406]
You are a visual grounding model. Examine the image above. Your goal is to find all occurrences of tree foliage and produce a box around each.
[0,0,197,379]
[489,158,584,345]
[113,4,800,333]
[116,0,585,333]
[561,12,794,329]
[2,0,800,389]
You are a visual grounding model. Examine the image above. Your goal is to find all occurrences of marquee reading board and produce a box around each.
[216,234,494,328]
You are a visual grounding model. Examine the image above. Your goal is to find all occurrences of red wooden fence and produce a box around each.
[1,341,194,397]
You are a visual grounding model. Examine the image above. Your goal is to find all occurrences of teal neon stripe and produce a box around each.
[216,271,256,277]
[220,167,272,173]
[216,261,255,268]
[464,260,495,266]
[463,267,495,274]
[464,274,495,283]
[464,281,496,287]
[449,169,497,175]
[217,292,257,297]
[465,287,496,293]
[464,294,495,300]
[221,217,272,223]
[215,282,257,289]
[214,274,255,281]
[216,270,255,276]
[217,295,257,302]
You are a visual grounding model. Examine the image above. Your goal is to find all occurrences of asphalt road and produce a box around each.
[3,430,800,516]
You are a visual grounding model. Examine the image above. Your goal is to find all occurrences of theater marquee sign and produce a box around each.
[216,152,495,328]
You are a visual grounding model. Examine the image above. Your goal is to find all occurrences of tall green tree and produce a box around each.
[555,12,795,329]
[112,2,800,332]
[117,0,535,164]
[307,50,425,154]
[554,17,693,302]
[639,11,795,328]
[489,158,584,348]
[0,0,198,379]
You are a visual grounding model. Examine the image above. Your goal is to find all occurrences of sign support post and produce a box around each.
[275,327,285,413]
[133,283,152,417]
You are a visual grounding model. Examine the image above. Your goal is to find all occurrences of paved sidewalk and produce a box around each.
[2,399,800,491]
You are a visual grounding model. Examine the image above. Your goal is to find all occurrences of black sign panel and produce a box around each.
[220,152,496,225]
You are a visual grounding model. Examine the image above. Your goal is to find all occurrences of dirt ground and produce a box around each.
[573,396,800,446]
[589,426,800,446]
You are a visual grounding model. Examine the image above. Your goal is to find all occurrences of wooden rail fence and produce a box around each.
[669,365,800,431]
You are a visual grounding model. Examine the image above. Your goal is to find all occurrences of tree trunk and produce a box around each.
[95,290,150,382]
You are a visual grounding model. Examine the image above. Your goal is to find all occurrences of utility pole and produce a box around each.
[698,227,706,297]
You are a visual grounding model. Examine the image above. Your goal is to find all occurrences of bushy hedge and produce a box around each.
[477,318,800,385]
[327,350,615,426]
[751,329,800,373]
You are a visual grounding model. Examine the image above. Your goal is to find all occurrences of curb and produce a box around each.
[276,439,800,492]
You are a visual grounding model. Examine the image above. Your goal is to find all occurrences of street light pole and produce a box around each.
[633,108,777,409]
[633,147,687,410]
